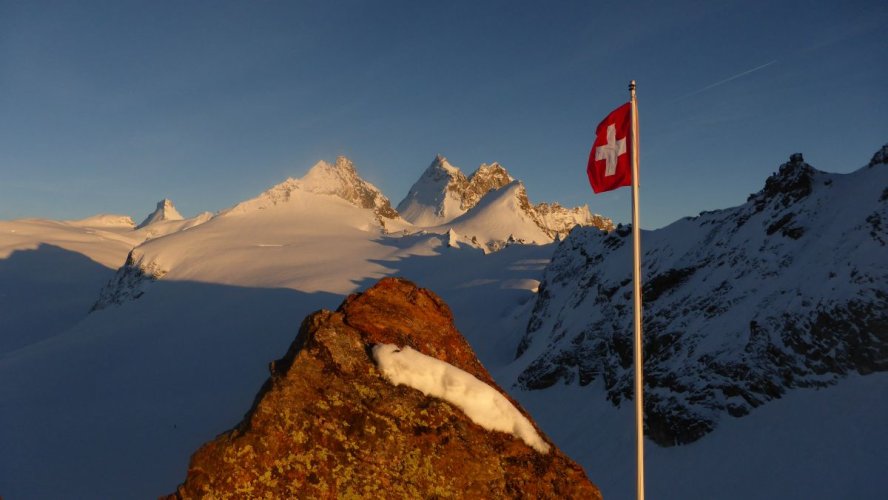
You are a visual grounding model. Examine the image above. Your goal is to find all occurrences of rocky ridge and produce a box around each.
[515,148,888,446]
[515,183,615,239]
[167,278,600,499]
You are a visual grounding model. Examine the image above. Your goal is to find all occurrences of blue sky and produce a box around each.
[1,0,886,228]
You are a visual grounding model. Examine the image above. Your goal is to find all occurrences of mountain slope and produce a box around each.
[94,158,415,309]
[514,150,888,445]
[439,180,614,253]
[439,181,555,252]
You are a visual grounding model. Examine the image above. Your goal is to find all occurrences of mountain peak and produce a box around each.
[868,143,888,168]
[136,199,184,229]
[396,155,469,226]
[430,153,459,174]
[397,157,517,227]
[425,154,462,177]
[749,153,820,210]
[229,157,398,221]
[302,156,398,219]
[462,162,514,211]
[300,156,357,187]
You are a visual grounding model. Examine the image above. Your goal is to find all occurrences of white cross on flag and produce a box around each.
[587,102,632,193]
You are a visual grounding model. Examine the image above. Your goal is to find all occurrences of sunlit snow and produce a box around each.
[372,343,550,453]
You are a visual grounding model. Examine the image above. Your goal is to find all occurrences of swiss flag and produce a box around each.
[587,102,632,193]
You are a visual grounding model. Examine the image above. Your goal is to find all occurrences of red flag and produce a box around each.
[587,102,632,193]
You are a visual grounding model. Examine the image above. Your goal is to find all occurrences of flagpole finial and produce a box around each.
[629,80,636,91]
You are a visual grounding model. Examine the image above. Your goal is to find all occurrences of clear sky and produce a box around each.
[1,0,886,228]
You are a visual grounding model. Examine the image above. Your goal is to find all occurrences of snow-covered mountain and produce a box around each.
[441,181,552,252]
[397,155,613,252]
[397,155,541,227]
[94,156,608,307]
[514,149,888,446]
[94,159,415,310]
[137,199,184,229]
[440,180,613,253]
[396,155,474,226]
[229,156,400,225]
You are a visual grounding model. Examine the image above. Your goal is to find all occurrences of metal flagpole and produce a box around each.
[629,79,645,500]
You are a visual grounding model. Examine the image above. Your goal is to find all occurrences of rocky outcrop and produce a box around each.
[90,249,166,311]
[167,278,600,499]
[516,149,888,446]
[869,143,888,167]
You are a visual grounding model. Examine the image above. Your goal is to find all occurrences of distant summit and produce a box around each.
[396,155,514,226]
[68,214,136,228]
[299,156,399,220]
[136,199,183,229]
[225,156,399,223]
[397,155,612,251]
[444,180,613,253]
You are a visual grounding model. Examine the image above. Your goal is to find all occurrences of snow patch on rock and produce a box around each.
[372,343,550,453]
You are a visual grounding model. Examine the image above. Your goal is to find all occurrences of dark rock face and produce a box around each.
[90,250,165,311]
[869,143,888,167]
[167,278,600,499]
[515,149,888,447]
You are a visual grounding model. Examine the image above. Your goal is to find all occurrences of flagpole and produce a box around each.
[629,79,645,500]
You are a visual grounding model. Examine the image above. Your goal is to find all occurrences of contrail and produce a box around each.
[674,60,778,101]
